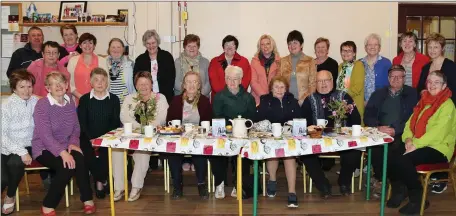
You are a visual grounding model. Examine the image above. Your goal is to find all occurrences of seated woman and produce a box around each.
[255,75,301,207]
[1,69,38,215]
[117,71,169,202]
[166,71,212,199]
[32,72,95,215]
[300,70,361,198]
[212,65,256,199]
[387,71,456,215]
[78,68,121,199]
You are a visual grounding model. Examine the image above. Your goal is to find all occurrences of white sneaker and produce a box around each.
[231,187,237,198]
[215,181,225,199]
[113,190,125,202]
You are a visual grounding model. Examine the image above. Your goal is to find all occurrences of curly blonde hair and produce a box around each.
[254,34,279,57]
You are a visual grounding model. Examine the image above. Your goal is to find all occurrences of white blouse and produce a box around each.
[1,94,39,156]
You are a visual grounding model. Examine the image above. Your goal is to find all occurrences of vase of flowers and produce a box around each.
[326,98,355,133]
[129,93,157,133]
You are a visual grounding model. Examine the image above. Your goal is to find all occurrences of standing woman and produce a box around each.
[392,32,429,88]
[1,69,38,215]
[174,34,211,98]
[314,37,339,87]
[134,29,176,104]
[417,33,456,104]
[166,71,212,199]
[58,24,82,67]
[107,38,136,104]
[32,72,95,215]
[279,30,317,105]
[67,33,108,101]
[78,68,121,199]
[250,34,281,106]
[337,41,365,123]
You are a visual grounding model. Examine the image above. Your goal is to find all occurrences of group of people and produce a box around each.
[2,24,455,216]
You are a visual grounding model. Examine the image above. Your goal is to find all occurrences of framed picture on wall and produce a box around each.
[58,1,87,22]
[117,9,128,22]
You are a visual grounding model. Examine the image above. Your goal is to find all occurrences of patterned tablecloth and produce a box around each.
[91,128,248,156]
[241,127,394,160]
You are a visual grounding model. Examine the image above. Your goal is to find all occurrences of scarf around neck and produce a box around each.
[259,52,275,76]
[108,56,123,81]
[180,52,201,74]
[409,88,452,138]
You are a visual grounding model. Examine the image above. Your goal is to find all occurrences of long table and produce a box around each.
[92,127,393,216]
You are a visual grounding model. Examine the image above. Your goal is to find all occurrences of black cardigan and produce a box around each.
[133,48,176,103]
[255,92,301,124]
[417,58,456,104]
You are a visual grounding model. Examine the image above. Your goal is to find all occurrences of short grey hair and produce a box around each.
[364,33,382,47]
[225,65,243,79]
[142,29,161,46]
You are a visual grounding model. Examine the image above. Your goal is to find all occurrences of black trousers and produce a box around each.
[209,156,251,188]
[371,137,405,181]
[301,150,361,190]
[1,147,31,197]
[389,147,447,190]
[80,139,108,183]
[36,150,93,208]
[167,154,207,188]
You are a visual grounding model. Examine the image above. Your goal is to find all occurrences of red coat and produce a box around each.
[208,52,251,101]
[166,94,212,123]
[392,52,429,88]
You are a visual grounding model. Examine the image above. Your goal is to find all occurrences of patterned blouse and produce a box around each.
[361,56,382,102]
[336,61,354,92]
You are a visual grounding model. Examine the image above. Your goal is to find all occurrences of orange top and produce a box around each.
[74,53,99,96]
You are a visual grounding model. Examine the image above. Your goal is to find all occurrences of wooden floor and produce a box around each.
[4,164,456,216]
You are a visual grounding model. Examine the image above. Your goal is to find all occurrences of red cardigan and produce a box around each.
[166,94,212,123]
[208,52,251,101]
[392,52,430,88]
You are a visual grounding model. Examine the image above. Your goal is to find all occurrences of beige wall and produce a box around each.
[17,2,398,62]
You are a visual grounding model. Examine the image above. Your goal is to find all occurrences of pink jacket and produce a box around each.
[27,59,71,97]
[250,54,280,105]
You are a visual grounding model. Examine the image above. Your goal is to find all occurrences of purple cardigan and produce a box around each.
[32,95,80,159]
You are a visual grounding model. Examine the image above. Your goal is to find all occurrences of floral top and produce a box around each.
[361,55,382,102]
[150,59,159,92]
[336,61,354,91]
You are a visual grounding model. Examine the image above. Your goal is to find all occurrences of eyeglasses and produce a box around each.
[341,49,353,54]
[185,80,198,85]
[287,41,301,46]
[427,80,444,86]
[389,75,405,80]
[44,52,59,56]
[226,77,240,82]
[317,78,333,84]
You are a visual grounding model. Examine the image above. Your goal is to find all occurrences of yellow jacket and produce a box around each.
[338,60,365,125]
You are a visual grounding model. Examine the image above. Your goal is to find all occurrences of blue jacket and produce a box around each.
[255,92,301,124]
[364,85,418,136]
[360,56,392,90]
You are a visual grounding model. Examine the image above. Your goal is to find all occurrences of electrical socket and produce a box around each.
[162,35,176,43]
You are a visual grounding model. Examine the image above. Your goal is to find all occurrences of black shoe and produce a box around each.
[340,185,351,196]
[94,182,106,199]
[198,184,209,200]
[319,186,332,199]
[172,187,183,200]
[266,180,277,197]
[431,182,447,194]
[386,181,407,208]
[102,181,110,195]
[399,188,429,215]
[287,193,298,208]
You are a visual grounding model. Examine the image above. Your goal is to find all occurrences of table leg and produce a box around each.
[237,155,243,216]
[253,160,259,216]
[366,148,372,200]
[124,149,128,201]
[380,143,389,216]
[108,147,115,216]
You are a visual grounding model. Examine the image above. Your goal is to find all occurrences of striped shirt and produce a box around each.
[110,68,129,104]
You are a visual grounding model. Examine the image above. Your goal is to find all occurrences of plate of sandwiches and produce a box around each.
[157,126,183,135]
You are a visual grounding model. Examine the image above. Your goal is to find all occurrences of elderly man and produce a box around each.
[300,70,361,198]
[360,33,392,104]
[211,65,256,200]
[7,26,68,78]
[364,64,418,198]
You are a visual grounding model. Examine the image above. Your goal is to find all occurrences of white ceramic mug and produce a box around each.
[352,125,362,136]
[168,120,181,127]
[124,123,132,135]
[201,121,210,131]
[144,125,155,137]
[271,123,283,137]
[317,119,329,128]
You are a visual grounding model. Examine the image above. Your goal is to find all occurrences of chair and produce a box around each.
[164,155,215,193]
[303,152,365,194]
[16,160,72,211]
[387,148,456,216]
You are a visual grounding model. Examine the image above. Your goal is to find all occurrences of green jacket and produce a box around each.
[402,99,456,161]
[213,85,256,123]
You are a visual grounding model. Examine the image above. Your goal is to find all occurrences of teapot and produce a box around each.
[229,115,253,138]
